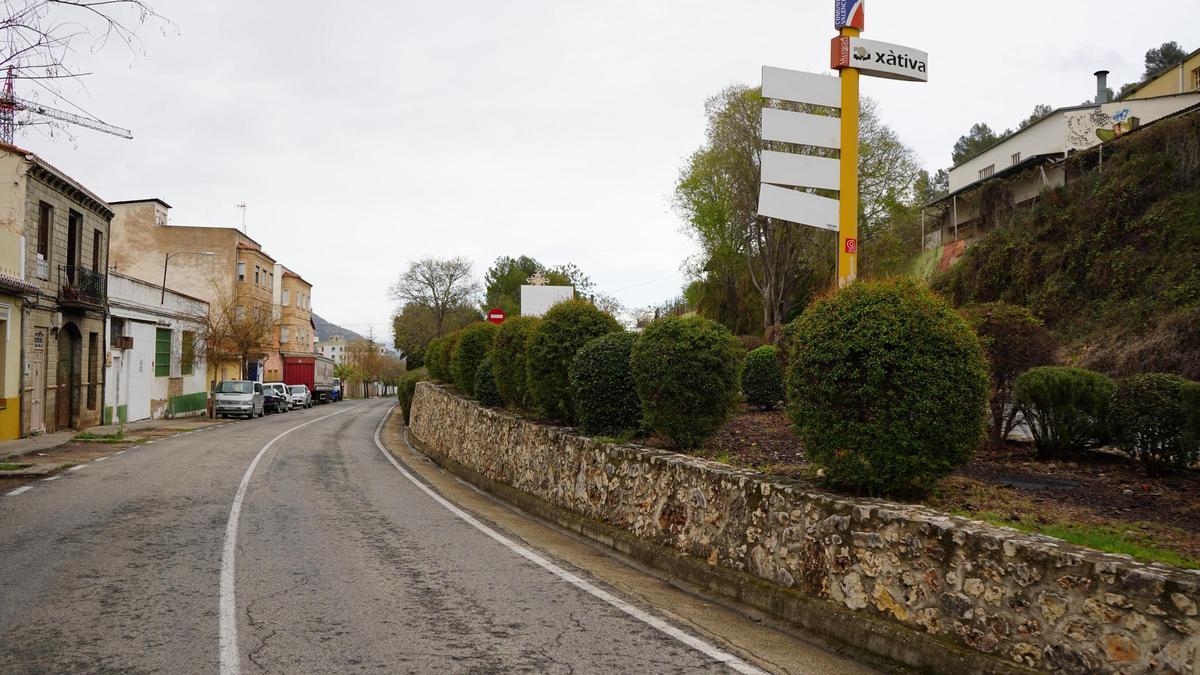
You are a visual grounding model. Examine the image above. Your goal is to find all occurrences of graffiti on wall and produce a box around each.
[1065,107,1139,151]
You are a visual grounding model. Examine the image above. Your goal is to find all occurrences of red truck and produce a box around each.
[282,353,337,403]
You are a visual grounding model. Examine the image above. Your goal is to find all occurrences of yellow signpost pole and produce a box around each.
[837,26,860,289]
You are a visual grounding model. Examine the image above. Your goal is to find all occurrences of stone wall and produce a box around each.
[408,383,1200,674]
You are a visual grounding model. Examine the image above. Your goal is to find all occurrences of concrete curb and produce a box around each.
[402,423,1034,675]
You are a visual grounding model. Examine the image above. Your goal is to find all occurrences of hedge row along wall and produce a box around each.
[408,383,1199,674]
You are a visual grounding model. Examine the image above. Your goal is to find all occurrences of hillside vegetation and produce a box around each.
[935,112,1200,379]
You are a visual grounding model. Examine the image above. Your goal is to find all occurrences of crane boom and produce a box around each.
[12,97,132,139]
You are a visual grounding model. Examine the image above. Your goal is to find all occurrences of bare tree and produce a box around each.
[388,257,481,337]
[1,1,173,138]
[193,282,275,387]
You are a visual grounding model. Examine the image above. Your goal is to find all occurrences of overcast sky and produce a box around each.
[17,0,1197,344]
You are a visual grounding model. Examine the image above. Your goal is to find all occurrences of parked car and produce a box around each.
[214,380,264,419]
[263,383,290,414]
[288,384,313,409]
[264,382,292,411]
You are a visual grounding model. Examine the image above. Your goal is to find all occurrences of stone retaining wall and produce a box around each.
[408,383,1200,673]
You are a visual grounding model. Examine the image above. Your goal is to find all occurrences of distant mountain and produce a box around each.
[312,313,367,343]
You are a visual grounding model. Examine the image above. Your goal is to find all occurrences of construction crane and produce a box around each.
[0,66,132,144]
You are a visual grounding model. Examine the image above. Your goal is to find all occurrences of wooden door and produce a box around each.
[30,329,45,432]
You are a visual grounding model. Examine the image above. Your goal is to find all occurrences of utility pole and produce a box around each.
[837,21,861,289]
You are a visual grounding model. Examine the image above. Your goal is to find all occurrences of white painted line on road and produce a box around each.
[373,407,768,675]
[115,450,126,455]
[67,465,85,471]
[93,456,109,462]
[5,486,33,496]
[219,401,370,675]
[42,475,60,482]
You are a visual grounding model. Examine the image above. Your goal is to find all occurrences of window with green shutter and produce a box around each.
[181,330,195,376]
[155,328,171,377]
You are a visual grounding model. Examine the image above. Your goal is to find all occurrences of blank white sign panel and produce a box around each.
[761,66,841,108]
[757,184,839,231]
[761,108,841,149]
[760,150,840,191]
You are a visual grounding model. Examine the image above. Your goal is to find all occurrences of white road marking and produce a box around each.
[67,465,85,472]
[372,407,768,675]
[5,486,32,496]
[42,475,60,482]
[93,456,109,462]
[219,402,369,675]
[115,450,126,455]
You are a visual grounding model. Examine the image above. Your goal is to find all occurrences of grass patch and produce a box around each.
[955,510,1199,569]
[73,431,124,442]
[0,462,31,471]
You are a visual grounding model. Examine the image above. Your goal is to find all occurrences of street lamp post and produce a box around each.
[161,251,216,303]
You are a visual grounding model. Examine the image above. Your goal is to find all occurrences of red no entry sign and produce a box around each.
[487,308,506,324]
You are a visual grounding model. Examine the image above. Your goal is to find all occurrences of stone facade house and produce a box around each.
[108,198,277,387]
[0,143,113,436]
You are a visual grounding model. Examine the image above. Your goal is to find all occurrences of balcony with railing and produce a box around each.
[59,265,106,308]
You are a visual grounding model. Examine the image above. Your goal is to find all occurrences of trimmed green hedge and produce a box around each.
[1014,366,1114,459]
[786,279,988,496]
[1110,373,1197,474]
[570,332,642,436]
[491,316,541,408]
[742,345,784,410]
[450,322,498,398]
[527,300,622,422]
[474,355,503,407]
[631,315,742,449]
[397,368,429,424]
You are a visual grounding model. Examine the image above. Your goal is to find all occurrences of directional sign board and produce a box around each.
[761,151,840,191]
[761,108,840,149]
[831,36,927,82]
[758,184,838,232]
[761,66,841,108]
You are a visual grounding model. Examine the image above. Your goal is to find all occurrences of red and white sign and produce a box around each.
[844,238,858,254]
[487,308,506,324]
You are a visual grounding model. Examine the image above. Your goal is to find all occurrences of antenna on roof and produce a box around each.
[237,202,247,233]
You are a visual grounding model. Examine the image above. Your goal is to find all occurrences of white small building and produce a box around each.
[104,272,209,423]
[927,71,1200,249]
[316,335,350,364]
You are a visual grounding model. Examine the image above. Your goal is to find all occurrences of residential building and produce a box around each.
[104,272,209,423]
[315,335,350,364]
[1122,47,1200,101]
[926,71,1200,250]
[0,143,113,437]
[0,210,38,440]
[264,264,316,381]
[107,199,277,386]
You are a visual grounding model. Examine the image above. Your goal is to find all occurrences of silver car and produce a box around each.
[288,384,313,409]
[214,380,264,419]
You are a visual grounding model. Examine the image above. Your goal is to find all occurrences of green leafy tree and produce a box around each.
[481,255,589,316]
[392,302,478,369]
[1144,41,1187,78]
[951,122,999,165]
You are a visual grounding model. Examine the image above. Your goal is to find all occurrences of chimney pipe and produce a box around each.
[1094,69,1110,104]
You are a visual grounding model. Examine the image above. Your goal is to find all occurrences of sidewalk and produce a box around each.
[0,415,220,460]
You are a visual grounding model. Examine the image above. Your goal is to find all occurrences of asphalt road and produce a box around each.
[0,398,873,674]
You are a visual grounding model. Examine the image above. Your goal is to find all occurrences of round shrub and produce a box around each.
[1185,381,1200,455]
[569,332,642,436]
[631,315,743,449]
[1014,366,1114,459]
[526,300,622,422]
[961,302,1056,449]
[491,315,541,408]
[424,337,449,381]
[786,279,988,496]
[473,355,503,407]
[742,345,784,410]
[450,322,498,397]
[1110,373,1196,474]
